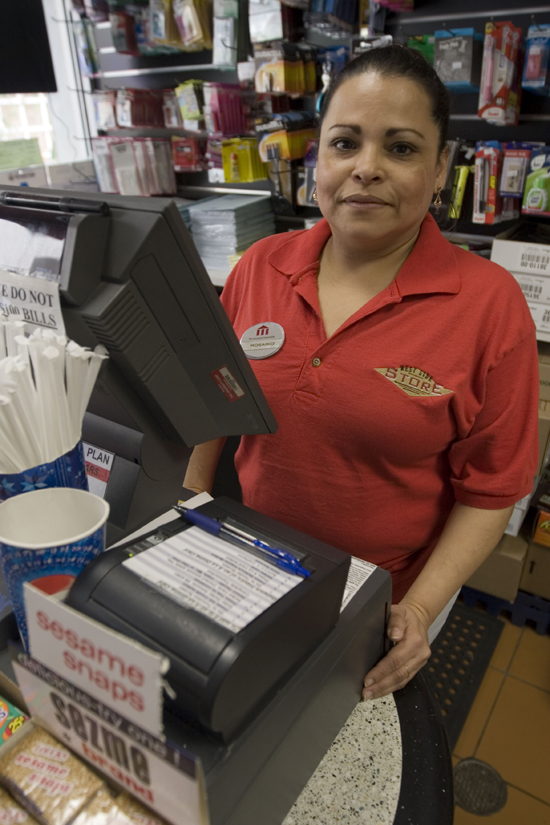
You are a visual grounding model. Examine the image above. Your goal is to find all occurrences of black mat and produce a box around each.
[424,600,504,752]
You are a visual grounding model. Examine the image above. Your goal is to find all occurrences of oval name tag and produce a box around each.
[240,322,285,360]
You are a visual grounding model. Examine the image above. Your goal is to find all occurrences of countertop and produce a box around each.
[283,669,454,825]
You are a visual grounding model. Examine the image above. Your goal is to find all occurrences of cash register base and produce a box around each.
[164,565,390,825]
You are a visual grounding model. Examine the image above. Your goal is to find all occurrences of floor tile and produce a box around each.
[454,785,550,824]
[453,667,504,760]
[489,621,522,672]
[476,677,550,804]
[509,626,550,692]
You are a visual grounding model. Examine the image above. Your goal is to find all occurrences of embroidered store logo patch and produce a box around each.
[375,366,453,398]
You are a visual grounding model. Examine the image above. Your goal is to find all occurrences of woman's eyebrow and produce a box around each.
[328,123,361,133]
[327,124,426,141]
[386,127,425,140]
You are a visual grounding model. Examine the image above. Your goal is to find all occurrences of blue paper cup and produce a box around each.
[0,441,88,502]
[0,487,110,650]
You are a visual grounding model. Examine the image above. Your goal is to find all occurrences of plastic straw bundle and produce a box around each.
[0,325,107,474]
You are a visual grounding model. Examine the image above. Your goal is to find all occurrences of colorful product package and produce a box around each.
[473,141,503,224]
[448,165,471,220]
[478,21,523,125]
[522,24,550,95]
[533,509,550,548]
[0,727,103,825]
[500,142,543,197]
[296,138,318,207]
[171,136,206,172]
[522,147,550,218]
[434,28,483,92]
[0,697,27,745]
[255,111,317,163]
[407,34,435,66]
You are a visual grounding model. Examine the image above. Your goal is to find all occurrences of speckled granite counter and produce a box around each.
[283,696,402,825]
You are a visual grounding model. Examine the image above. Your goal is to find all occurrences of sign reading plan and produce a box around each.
[0,269,65,334]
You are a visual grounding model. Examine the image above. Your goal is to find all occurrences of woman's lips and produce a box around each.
[342,196,389,209]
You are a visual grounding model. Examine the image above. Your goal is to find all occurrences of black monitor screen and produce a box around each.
[0,188,277,541]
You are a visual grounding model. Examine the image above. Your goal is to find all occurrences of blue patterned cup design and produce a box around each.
[0,488,109,650]
[0,441,88,502]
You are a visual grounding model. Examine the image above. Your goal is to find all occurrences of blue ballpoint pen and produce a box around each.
[173,506,311,578]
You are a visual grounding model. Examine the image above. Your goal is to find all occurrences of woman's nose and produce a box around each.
[352,146,385,184]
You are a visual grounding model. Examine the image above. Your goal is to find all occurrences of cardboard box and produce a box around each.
[465,533,528,602]
[520,540,550,600]
[504,504,528,536]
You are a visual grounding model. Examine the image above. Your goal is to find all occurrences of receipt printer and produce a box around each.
[68,497,353,741]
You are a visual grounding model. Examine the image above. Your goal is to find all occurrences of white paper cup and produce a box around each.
[0,488,110,650]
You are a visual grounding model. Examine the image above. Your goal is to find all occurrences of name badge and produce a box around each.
[240,322,285,360]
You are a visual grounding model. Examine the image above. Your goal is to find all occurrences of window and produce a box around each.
[0,92,56,163]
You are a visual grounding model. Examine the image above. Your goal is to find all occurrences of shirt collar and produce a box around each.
[267,214,461,296]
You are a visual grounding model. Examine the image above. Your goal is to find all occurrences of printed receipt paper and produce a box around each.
[123,526,302,633]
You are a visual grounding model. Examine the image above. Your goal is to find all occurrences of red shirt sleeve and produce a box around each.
[449,332,539,509]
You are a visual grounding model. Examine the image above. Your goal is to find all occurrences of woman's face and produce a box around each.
[316,72,448,254]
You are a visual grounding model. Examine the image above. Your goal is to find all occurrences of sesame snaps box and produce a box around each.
[0,725,102,825]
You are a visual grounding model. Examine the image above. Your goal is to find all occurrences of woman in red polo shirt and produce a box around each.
[184,46,539,700]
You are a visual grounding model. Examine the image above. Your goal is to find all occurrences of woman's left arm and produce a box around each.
[362,501,513,700]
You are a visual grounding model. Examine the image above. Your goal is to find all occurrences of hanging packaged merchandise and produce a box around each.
[109,139,146,196]
[523,24,550,95]
[92,137,119,193]
[478,21,523,125]
[253,42,306,94]
[206,138,225,182]
[407,34,435,66]
[173,0,213,50]
[72,18,100,77]
[255,111,317,162]
[249,0,284,44]
[149,0,185,48]
[92,91,117,131]
[296,138,318,206]
[500,142,544,198]
[222,137,267,181]
[172,136,207,171]
[434,28,484,92]
[203,84,248,135]
[213,0,239,67]
[115,89,165,128]
[163,90,184,128]
[351,34,393,60]
[84,0,109,21]
[473,141,504,224]
[297,44,318,93]
[522,147,550,218]
[327,0,360,33]
[110,8,140,55]
[448,165,471,220]
[175,80,205,126]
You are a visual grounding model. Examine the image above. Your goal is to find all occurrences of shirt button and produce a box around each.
[312,357,322,367]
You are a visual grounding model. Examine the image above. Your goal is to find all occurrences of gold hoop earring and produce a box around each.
[433,186,442,215]
[312,187,318,203]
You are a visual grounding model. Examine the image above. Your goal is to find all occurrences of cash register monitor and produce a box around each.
[0,188,277,543]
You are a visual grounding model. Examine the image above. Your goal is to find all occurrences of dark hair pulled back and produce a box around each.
[320,45,451,155]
